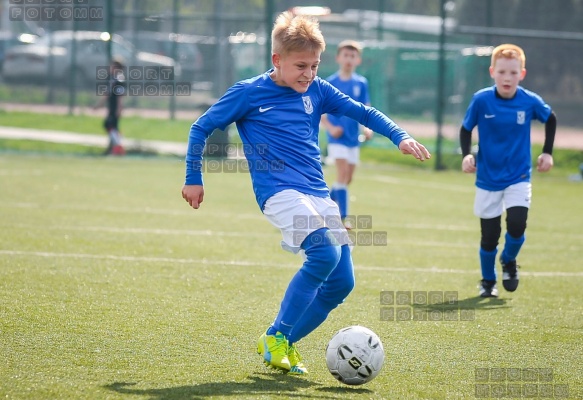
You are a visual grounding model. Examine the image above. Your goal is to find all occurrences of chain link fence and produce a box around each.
[1,0,581,130]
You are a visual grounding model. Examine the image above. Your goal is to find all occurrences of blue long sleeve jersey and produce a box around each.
[185,70,411,210]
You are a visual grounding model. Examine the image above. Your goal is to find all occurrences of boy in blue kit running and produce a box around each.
[321,40,373,224]
[460,44,556,298]
[182,11,431,374]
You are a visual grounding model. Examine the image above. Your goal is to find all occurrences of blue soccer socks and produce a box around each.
[479,247,498,282]
[501,232,525,264]
[288,244,354,344]
[270,228,341,336]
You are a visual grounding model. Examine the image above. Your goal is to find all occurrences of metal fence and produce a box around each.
[1,0,582,129]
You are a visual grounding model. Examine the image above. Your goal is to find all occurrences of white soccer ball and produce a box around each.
[325,325,385,385]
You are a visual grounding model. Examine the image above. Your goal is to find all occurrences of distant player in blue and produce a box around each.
[460,44,556,297]
[182,11,431,374]
[321,40,373,225]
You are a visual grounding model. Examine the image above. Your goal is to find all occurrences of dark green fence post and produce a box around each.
[107,0,113,65]
[265,0,274,71]
[169,0,179,120]
[68,8,78,116]
[435,0,447,170]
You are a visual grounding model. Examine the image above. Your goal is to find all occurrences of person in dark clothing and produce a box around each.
[94,59,126,155]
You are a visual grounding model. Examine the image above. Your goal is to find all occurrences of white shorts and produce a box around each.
[327,143,360,165]
[263,189,352,254]
[474,182,532,219]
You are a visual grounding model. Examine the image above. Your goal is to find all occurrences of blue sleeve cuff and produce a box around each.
[185,159,203,185]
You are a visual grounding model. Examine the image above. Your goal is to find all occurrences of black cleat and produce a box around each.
[479,279,498,298]
[501,257,520,292]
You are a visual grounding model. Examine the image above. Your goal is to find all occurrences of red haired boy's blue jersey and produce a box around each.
[462,85,551,191]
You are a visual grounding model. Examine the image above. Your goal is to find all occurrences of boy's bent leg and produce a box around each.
[501,206,528,263]
[270,228,341,336]
[500,206,528,292]
[260,228,341,370]
[288,244,355,344]
[499,183,530,292]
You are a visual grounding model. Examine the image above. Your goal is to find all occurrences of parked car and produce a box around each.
[0,32,37,75]
[118,31,204,83]
[2,30,179,87]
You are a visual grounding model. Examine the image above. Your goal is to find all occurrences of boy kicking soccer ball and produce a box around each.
[460,43,557,297]
[182,11,431,374]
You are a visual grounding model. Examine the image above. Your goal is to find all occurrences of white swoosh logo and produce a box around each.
[485,114,495,118]
[259,106,275,113]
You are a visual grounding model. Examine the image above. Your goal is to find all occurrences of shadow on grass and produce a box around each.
[315,386,373,395]
[408,296,510,321]
[454,296,510,310]
[412,295,510,315]
[104,373,353,400]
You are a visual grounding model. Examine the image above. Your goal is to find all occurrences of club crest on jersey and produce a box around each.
[353,85,361,98]
[302,96,313,114]
[517,111,526,125]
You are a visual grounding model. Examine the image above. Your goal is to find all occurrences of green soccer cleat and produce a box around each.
[288,343,308,374]
[257,331,291,371]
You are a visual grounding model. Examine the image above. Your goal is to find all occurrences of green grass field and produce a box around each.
[1,154,582,399]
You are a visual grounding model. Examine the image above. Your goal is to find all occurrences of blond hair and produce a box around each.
[337,39,362,55]
[491,44,526,69]
[271,11,326,56]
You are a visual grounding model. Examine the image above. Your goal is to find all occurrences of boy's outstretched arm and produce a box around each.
[537,111,557,172]
[343,105,430,161]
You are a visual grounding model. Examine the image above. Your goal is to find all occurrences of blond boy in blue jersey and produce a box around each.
[182,11,431,374]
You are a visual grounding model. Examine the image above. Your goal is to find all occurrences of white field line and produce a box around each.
[1,200,581,239]
[6,223,274,238]
[5,220,582,242]
[1,250,582,277]
[0,202,263,220]
[3,223,472,248]
[0,201,191,216]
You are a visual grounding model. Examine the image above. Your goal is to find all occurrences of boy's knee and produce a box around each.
[322,276,355,308]
[338,275,355,299]
[506,207,528,238]
[323,246,355,305]
[302,228,342,258]
[301,228,342,279]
